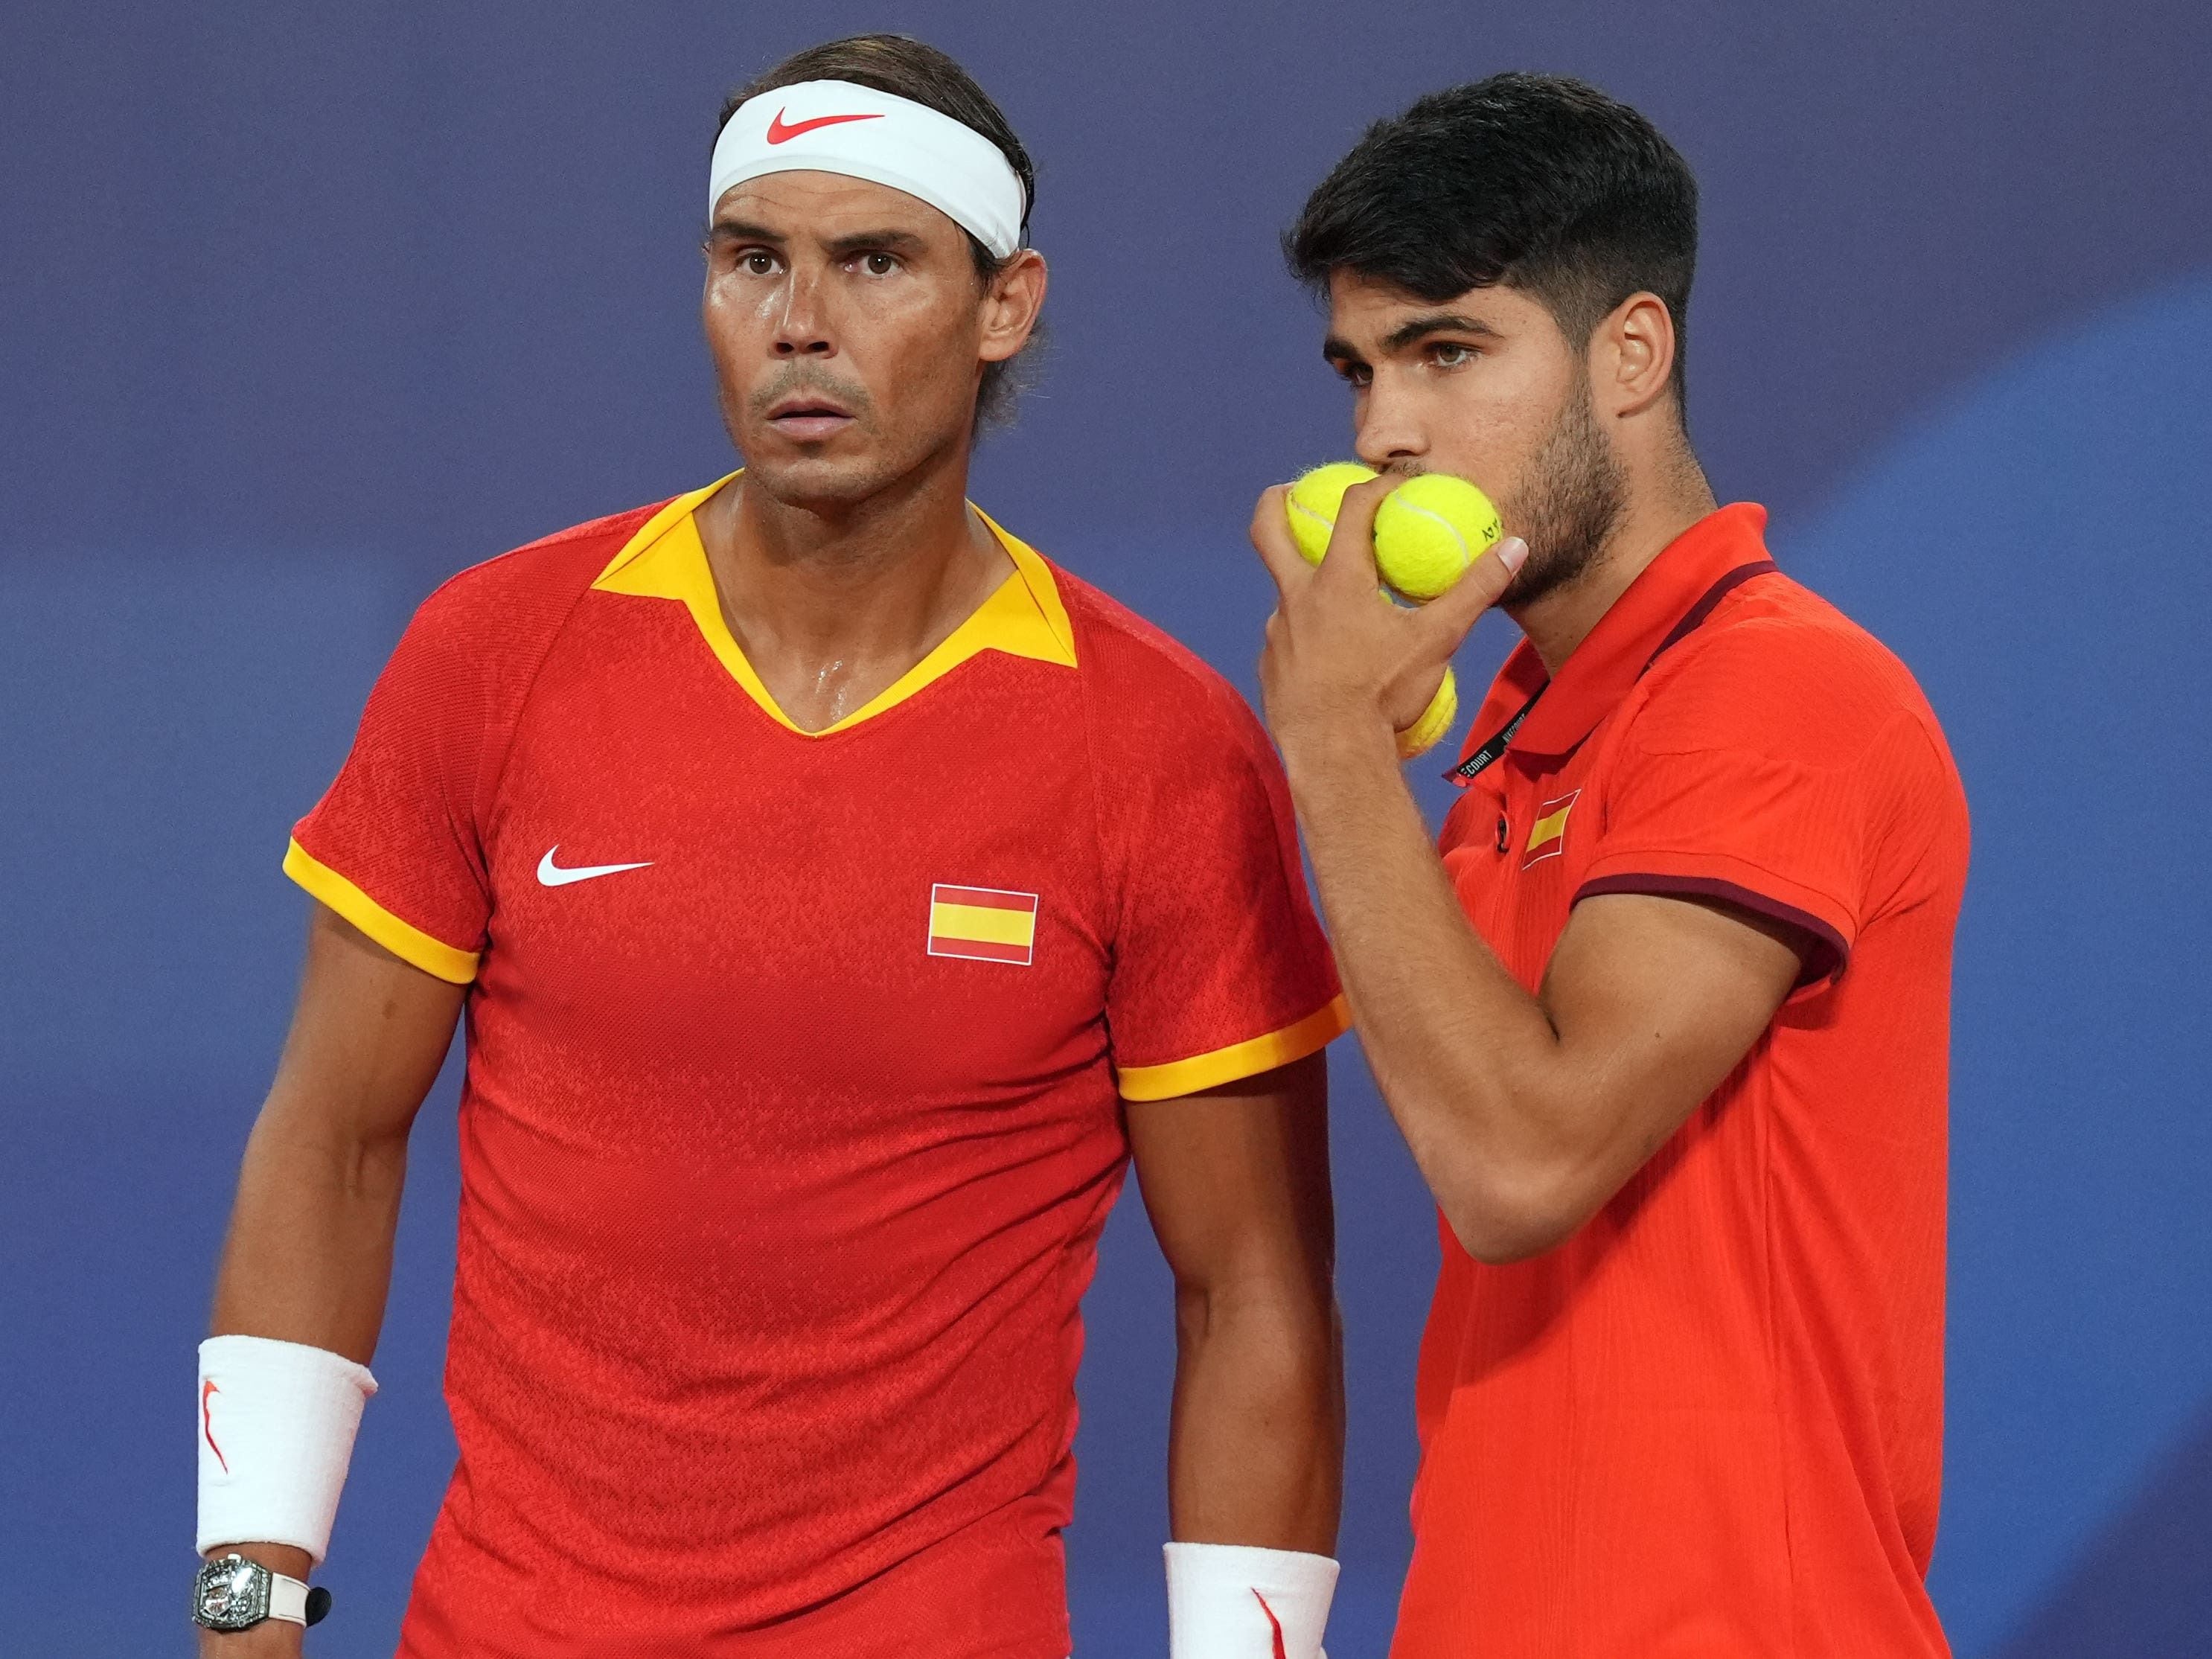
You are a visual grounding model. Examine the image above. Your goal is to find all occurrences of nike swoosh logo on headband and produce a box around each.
[767,109,886,144]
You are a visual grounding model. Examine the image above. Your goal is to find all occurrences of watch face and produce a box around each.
[192,1555,270,1631]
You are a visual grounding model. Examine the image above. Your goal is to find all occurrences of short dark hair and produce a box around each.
[719,34,1041,429]
[1287,74,1698,401]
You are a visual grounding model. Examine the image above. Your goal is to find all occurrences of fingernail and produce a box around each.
[1497,537,1529,572]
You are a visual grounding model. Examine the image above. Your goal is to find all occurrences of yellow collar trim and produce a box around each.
[592,473,1076,737]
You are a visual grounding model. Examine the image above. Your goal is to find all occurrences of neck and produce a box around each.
[1507,464,1719,677]
[694,439,1011,731]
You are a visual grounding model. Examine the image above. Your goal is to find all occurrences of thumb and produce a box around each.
[1419,534,1527,653]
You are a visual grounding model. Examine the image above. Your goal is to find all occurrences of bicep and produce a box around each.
[259,902,467,1147]
[1125,1052,1333,1292]
[1539,890,1805,1174]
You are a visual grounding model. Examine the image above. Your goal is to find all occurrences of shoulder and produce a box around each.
[1057,570,1273,747]
[1627,570,1954,779]
[365,499,671,758]
[401,499,664,656]
[1049,563,1274,766]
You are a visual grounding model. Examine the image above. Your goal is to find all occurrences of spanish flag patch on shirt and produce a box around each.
[928,884,1040,965]
[1523,790,1579,868]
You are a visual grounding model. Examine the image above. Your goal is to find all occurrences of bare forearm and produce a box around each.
[1168,1282,1342,1553]
[1284,729,1579,1252]
[195,1116,398,1657]
[211,908,458,1359]
[211,1103,409,1365]
[1283,724,1805,1262]
[195,912,455,1654]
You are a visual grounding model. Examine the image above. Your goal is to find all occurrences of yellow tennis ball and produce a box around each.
[1285,461,1378,564]
[1373,473,1503,602]
[1396,666,1459,759]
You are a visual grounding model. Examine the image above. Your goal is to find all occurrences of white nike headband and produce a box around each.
[709,79,1027,260]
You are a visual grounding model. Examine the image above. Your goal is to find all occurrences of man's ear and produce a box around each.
[1595,291,1677,418]
[979,249,1049,365]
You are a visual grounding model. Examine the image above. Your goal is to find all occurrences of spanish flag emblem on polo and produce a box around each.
[928,883,1041,965]
[1523,790,1580,868]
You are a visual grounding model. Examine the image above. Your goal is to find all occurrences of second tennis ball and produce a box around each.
[1397,666,1459,761]
[1372,473,1504,601]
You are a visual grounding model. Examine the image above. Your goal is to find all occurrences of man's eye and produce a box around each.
[741,252,777,275]
[861,252,898,275]
[1431,343,1476,368]
[1334,362,1372,388]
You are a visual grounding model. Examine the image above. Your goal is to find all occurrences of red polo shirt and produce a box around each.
[1393,505,1967,1658]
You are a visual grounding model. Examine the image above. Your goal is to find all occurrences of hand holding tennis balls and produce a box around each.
[1286,463,1505,603]
[1273,464,1512,758]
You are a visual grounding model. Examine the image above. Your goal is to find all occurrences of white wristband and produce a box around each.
[1166,1541,1338,1659]
[196,1335,376,1564]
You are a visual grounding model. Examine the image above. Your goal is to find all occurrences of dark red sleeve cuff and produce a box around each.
[1575,872,1850,989]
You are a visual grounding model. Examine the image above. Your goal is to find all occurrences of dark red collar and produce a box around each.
[1454,503,1776,775]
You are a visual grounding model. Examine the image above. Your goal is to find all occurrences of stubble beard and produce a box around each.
[730,363,892,510]
[732,362,981,522]
[1500,372,1629,609]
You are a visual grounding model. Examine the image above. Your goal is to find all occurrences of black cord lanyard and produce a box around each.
[1446,685,1544,784]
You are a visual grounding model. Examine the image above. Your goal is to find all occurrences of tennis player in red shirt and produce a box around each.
[1250,76,1968,1656]
[193,35,1348,1659]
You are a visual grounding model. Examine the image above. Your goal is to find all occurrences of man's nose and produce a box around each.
[774,268,835,357]
[1354,378,1428,470]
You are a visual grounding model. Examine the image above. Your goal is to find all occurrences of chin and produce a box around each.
[741,449,896,511]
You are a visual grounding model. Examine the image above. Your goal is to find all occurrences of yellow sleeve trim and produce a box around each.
[283,839,481,985]
[1117,994,1352,1102]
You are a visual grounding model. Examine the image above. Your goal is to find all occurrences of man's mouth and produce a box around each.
[764,396,857,441]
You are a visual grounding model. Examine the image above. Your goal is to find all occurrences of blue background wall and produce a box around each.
[2,1,2208,1652]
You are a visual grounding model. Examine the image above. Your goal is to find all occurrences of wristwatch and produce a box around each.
[191,1553,332,1632]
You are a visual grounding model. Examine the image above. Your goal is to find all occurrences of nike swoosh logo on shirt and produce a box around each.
[766,109,886,144]
[537,848,653,886]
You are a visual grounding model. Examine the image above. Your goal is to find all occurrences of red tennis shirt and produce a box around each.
[285,477,1346,1658]
[1393,505,1967,1658]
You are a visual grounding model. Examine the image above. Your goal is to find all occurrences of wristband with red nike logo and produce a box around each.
[1165,1541,1337,1659]
[197,1335,376,1564]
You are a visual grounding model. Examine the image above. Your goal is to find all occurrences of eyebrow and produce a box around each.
[707,218,783,244]
[824,228,925,257]
[1381,311,1503,353]
[706,220,928,257]
[1320,310,1503,368]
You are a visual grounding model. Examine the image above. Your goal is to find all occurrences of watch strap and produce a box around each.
[266,1571,310,1626]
